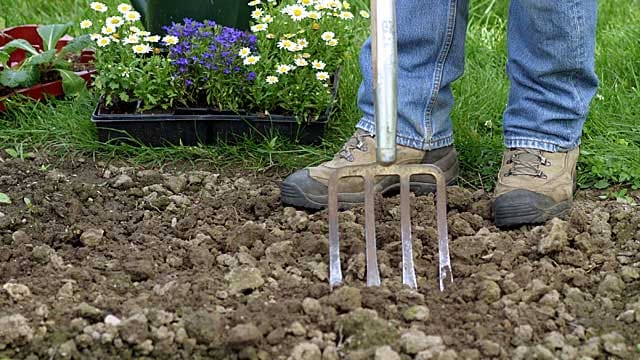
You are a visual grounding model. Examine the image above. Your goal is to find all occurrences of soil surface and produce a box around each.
[0,153,638,360]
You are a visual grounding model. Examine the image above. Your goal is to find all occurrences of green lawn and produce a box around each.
[1,0,638,190]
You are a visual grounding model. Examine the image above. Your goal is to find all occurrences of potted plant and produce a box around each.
[0,24,95,112]
[87,0,369,146]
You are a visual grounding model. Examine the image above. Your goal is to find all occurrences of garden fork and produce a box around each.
[328,0,453,291]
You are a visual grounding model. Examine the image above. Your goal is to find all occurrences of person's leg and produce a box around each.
[281,0,469,209]
[356,0,468,151]
[493,0,598,227]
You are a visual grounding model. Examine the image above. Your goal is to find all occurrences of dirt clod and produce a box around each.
[289,342,321,360]
[0,314,33,349]
[327,286,362,312]
[228,323,262,347]
[2,282,31,301]
[374,345,400,360]
[226,266,264,294]
[80,228,104,247]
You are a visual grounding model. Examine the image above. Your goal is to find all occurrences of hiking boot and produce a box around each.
[493,147,579,228]
[280,129,459,209]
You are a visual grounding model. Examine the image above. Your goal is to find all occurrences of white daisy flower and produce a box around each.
[294,58,308,67]
[96,36,111,47]
[261,15,274,23]
[250,23,268,32]
[311,59,326,70]
[243,55,260,65]
[162,35,179,45]
[123,34,139,44]
[266,33,276,39]
[359,10,370,18]
[125,11,142,22]
[101,25,116,35]
[117,3,132,13]
[248,0,261,5]
[328,0,342,9]
[90,33,101,41]
[320,31,335,41]
[90,2,108,12]
[277,39,295,49]
[251,8,264,19]
[238,47,251,58]
[266,75,279,84]
[299,0,313,5]
[296,38,309,48]
[106,16,124,27]
[144,35,161,43]
[339,11,353,20]
[80,20,93,29]
[276,64,293,74]
[129,26,142,33]
[308,11,322,19]
[283,4,308,21]
[138,31,151,36]
[326,38,338,46]
[132,44,152,54]
[316,71,330,81]
[284,33,296,39]
[342,1,351,9]
[302,52,311,58]
[286,43,302,52]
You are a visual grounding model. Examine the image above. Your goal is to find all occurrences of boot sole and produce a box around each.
[281,178,457,210]
[493,189,572,228]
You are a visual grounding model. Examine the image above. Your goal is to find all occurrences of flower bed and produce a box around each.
[83,0,369,145]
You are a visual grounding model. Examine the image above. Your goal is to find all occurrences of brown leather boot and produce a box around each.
[493,147,579,227]
[281,129,459,209]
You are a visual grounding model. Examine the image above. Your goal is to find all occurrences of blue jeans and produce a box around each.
[356,0,598,152]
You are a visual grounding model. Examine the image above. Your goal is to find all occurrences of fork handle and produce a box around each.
[372,0,398,165]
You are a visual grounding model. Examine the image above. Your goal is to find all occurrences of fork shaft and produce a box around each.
[400,175,417,288]
[364,175,381,286]
[372,0,398,165]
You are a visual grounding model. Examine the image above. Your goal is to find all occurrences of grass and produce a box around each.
[1,0,639,190]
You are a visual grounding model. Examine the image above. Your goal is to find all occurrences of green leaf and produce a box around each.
[5,148,18,158]
[593,179,610,189]
[37,23,71,52]
[0,192,11,204]
[0,39,39,56]
[0,16,6,29]
[0,67,39,88]
[0,51,8,67]
[24,49,56,66]
[60,34,93,55]
[57,69,85,95]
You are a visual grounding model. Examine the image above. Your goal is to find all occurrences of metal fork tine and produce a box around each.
[435,171,453,291]
[364,174,381,287]
[328,172,342,288]
[400,174,417,288]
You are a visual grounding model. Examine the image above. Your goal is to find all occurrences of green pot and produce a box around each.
[130,0,250,34]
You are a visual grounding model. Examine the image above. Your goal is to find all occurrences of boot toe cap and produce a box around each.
[280,169,328,209]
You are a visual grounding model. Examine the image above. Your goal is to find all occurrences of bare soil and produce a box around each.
[0,153,638,360]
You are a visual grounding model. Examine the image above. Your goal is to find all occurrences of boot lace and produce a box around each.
[505,149,551,179]
[338,130,374,162]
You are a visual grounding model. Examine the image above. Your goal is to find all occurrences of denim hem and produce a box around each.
[504,137,581,153]
[356,119,454,151]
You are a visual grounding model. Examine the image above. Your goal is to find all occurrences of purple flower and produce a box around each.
[246,72,256,81]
